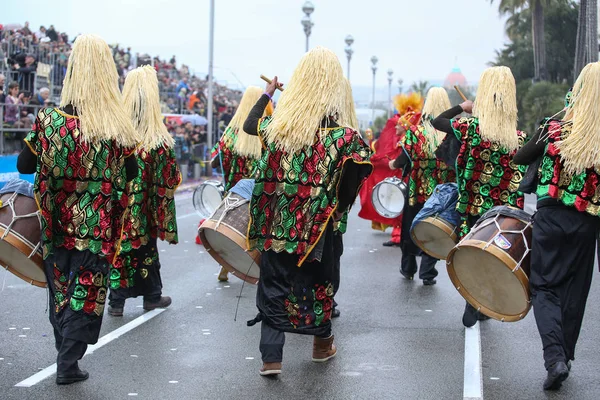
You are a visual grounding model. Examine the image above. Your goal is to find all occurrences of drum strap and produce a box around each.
[214,197,249,229]
[479,214,532,273]
[0,193,42,258]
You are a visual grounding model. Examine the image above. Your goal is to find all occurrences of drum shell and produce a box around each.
[193,180,225,218]
[198,193,261,284]
[372,177,407,219]
[0,193,45,287]
[447,212,532,322]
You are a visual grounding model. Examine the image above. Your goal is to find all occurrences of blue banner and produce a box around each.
[0,155,35,190]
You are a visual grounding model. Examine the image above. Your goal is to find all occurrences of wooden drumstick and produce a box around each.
[260,75,284,91]
[454,85,468,101]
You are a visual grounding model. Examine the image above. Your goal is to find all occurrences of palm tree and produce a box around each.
[490,0,550,81]
[410,80,430,96]
[574,0,598,79]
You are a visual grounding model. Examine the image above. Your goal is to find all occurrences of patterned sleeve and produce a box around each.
[154,146,180,244]
[24,109,45,155]
[336,129,374,215]
[450,117,472,142]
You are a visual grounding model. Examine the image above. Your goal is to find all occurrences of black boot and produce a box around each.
[56,367,89,385]
[462,303,479,328]
[543,361,569,391]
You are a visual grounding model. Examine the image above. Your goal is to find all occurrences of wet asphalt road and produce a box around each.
[0,192,598,400]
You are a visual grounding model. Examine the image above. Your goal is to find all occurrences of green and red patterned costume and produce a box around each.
[211,127,260,191]
[24,107,132,343]
[537,120,600,216]
[451,117,527,237]
[401,125,456,207]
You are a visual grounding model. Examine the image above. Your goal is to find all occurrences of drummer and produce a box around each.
[513,64,600,391]
[16,34,138,385]
[242,47,372,376]
[209,86,273,282]
[432,66,527,327]
[108,66,180,317]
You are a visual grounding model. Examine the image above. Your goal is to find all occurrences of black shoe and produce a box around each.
[332,308,341,318]
[383,241,400,247]
[477,313,490,321]
[108,305,124,317]
[56,369,89,385]
[543,361,569,391]
[462,303,478,328]
[423,279,437,286]
[143,296,172,311]
[567,360,572,371]
[400,270,414,281]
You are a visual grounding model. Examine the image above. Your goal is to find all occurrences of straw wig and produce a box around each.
[422,87,451,154]
[60,34,139,147]
[263,46,345,153]
[557,62,600,175]
[122,66,174,150]
[472,66,519,151]
[339,78,359,130]
[232,86,270,159]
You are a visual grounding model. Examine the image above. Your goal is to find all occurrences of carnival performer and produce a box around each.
[358,93,423,246]
[389,88,456,285]
[513,63,600,391]
[242,47,372,376]
[432,66,526,327]
[208,86,273,282]
[107,66,180,316]
[16,34,139,385]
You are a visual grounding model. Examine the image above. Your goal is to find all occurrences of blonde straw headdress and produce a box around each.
[122,65,174,150]
[422,87,451,155]
[60,34,139,147]
[472,66,519,151]
[263,46,345,153]
[339,78,359,130]
[232,86,270,159]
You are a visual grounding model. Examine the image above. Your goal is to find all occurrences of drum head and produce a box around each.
[0,240,46,287]
[200,226,260,285]
[411,217,457,260]
[193,181,224,218]
[373,181,406,219]
[449,244,530,321]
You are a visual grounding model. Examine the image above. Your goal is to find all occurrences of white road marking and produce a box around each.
[176,212,197,220]
[463,322,483,400]
[14,309,165,387]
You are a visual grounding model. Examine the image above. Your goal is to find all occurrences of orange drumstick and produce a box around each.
[454,85,467,101]
[260,75,284,91]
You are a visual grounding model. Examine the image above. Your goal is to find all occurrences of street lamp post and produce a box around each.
[301,2,315,52]
[370,56,378,125]
[397,78,404,94]
[387,69,393,118]
[207,0,215,158]
[345,35,354,81]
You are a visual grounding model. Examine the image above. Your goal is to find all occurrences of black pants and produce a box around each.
[332,232,343,309]
[530,204,598,369]
[401,203,439,280]
[260,321,332,363]
[54,327,87,374]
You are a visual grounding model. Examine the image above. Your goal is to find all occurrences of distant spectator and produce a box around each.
[36,26,49,42]
[176,77,189,94]
[21,21,32,36]
[0,74,6,103]
[170,55,176,66]
[14,54,37,92]
[4,82,21,125]
[46,25,58,42]
[30,87,50,107]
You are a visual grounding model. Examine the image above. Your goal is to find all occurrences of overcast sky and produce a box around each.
[6,0,508,90]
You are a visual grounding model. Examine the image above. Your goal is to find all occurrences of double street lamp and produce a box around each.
[371,56,378,125]
[301,1,315,52]
[387,69,393,118]
[345,35,354,81]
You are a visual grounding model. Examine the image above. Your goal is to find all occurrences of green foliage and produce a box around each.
[522,82,569,134]
[373,114,388,137]
[410,81,431,96]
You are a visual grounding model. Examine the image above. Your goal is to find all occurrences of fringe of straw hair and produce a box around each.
[422,87,452,155]
[339,78,359,130]
[263,47,345,153]
[557,61,600,175]
[232,86,268,159]
[472,66,519,151]
[122,66,174,150]
[60,34,139,147]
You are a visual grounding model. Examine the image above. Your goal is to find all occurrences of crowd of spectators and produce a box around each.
[1,21,242,166]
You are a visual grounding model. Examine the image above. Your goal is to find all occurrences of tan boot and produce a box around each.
[312,335,337,362]
[218,266,229,282]
[259,362,282,376]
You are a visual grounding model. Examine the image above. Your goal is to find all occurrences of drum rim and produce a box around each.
[0,228,45,288]
[411,216,458,260]
[193,181,225,218]
[447,239,530,322]
[199,220,261,284]
[372,180,406,219]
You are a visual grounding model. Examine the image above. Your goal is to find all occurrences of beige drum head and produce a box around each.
[449,243,530,322]
[0,238,46,287]
[411,217,457,260]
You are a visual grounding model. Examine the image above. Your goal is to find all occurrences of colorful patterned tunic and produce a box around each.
[537,120,600,216]
[211,127,259,191]
[24,108,131,261]
[248,117,372,266]
[451,117,527,237]
[401,125,456,206]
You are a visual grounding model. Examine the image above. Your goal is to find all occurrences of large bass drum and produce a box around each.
[193,180,225,218]
[372,177,407,219]
[0,180,45,287]
[198,180,260,284]
[447,206,533,322]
